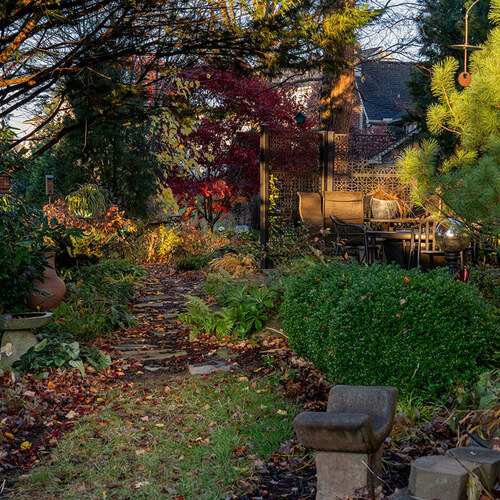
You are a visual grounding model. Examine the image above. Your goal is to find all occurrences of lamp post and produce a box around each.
[449,0,483,87]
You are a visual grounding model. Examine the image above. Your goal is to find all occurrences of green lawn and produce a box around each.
[12,373,298,500]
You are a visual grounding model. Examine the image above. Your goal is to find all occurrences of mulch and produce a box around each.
[0,264,479,499]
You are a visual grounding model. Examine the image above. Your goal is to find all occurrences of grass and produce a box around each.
[13,373,298,499]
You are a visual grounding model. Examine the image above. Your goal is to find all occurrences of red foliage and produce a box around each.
[155,66,314,229]
[44,198,135,234]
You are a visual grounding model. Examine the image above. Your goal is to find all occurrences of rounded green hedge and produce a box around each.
[280,261,497,401]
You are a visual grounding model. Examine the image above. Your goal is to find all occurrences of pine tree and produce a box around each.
[399,0,500,240]
[37,62,161,217]
[406,0,491,152]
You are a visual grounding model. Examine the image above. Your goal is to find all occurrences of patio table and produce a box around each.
[376,230,448,269]
[364,218,421,231]
[376,230,413,268]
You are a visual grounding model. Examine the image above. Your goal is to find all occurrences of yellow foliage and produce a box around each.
[141,225,181,263]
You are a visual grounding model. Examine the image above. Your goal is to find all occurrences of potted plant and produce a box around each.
[369,187,410,219]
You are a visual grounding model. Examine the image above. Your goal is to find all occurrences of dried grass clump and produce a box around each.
[208,253,257,276]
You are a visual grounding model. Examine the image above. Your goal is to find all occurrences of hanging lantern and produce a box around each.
[295,111,307,125]
[45,175,54,196]
[0,173,10,194]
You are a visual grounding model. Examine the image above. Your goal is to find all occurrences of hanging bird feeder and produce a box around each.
[449,0,483,86]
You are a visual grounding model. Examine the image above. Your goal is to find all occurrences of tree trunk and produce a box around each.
[319,0,356,134]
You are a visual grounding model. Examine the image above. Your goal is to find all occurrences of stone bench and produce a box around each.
[294,385,398,499]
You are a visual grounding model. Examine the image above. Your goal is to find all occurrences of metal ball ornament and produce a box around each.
[435,219,469,253]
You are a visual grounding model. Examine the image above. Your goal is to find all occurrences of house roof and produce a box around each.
[355,59,413,123]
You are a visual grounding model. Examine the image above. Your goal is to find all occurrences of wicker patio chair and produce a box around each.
[323,190,365,226]
[297,191,324,235]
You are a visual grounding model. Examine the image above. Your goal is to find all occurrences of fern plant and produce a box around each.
[178,295,233,340]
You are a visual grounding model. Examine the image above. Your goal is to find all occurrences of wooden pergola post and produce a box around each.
[320,131,335,193]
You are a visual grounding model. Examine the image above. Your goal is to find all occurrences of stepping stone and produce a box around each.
[122,350,187,361]
[112,344,157,350]
[151,330,167,337]
[144,365,167,372]
[211,348,238,360]
[139,294,170,301]
[188,360,239,375]
[133,301,165,308]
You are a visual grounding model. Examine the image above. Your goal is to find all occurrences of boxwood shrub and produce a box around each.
[280,261,497,401]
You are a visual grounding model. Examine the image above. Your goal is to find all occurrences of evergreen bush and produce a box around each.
[280,261,497,401]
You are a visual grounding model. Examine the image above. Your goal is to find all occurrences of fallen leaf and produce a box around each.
[20,441,32,450]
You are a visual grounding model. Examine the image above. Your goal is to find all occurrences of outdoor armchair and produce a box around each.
[329,215,380,265]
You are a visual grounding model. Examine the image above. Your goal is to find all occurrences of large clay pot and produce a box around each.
[371,198,399,219]
[0,311,52,371]
[27,252,66,310]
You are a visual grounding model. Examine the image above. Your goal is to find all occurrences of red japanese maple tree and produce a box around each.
[157,67,312,230]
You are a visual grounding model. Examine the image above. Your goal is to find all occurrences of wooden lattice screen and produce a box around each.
[260,125,416,256]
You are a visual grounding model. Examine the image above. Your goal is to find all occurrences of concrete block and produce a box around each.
[315,448,383,499]
[409,455,478,500]
[447,446,500,486]
[387,488,415,500]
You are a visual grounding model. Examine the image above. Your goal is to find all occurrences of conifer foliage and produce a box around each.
[399,0,500,239]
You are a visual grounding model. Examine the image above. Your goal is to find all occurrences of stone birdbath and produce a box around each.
[0,311,52,371]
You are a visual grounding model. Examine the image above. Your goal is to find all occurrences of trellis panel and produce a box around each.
[259,126,414,255]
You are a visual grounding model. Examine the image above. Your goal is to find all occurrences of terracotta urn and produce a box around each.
[0,311,52,371]
[27,251,66,311]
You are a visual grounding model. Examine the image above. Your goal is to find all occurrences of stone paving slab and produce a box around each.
[112,344,158,350]
[121,349,187,361]
[144,365,169,372]
[188,360,239,375]
[138,294,170,302]
[211,348,238,360]
[133,301,166,308]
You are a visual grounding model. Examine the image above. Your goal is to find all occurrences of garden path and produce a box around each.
[105,266,262,377]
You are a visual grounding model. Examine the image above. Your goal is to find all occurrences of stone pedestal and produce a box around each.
[316,448,383,499]
[293,385,398,500]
